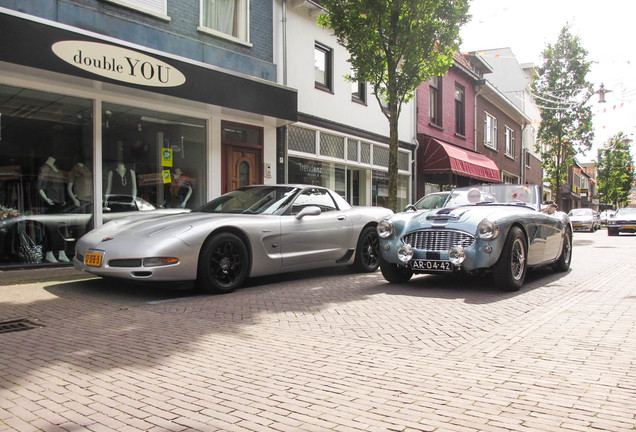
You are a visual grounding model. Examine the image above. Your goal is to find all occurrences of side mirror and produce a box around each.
[295,205,321,220]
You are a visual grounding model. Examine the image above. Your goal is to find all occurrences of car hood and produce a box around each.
[611,215,636,223]
[88,212,270,239]
[390,204,536,234]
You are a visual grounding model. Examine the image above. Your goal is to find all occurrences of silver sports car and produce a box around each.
[74,185,393,293]
[377,184,572,291]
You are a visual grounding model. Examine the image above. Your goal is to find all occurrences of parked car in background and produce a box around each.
[407,191,450,212]
[568,208,601,232]
[377,184,572,291]
[607,207,636,236]
[600,209,616,226]
[74,185,393,293]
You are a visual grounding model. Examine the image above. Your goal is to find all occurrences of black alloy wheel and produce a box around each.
[353,226,381,272]
[197,232,249,293]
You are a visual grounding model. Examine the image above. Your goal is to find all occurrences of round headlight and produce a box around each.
[477,219,499,240]
[397,244,413,263]
[448,246,466,265]
[377,220,395,239]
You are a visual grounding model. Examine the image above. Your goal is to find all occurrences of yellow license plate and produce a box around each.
[623,225,635,229]
[84,252,103,267]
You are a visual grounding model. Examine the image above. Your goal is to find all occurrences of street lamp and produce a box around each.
[596,83,611,103]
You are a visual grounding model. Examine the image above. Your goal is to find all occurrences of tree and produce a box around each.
[596,132,635,208]
[531,25,594,206]
[317,0,469,211]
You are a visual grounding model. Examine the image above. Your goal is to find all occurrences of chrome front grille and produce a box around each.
[402,229,475,251]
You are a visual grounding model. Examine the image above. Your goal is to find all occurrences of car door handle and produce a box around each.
[337,215,347,221]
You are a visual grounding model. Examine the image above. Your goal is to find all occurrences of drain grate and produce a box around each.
[0,318,43,334]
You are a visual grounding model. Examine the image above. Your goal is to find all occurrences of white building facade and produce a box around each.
[272,1,416,209]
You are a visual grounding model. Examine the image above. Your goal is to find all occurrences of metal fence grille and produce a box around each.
[399,151,409,171]
[373,145,389,168]
[347,139,358,161]
[402,230,475,251]
[288,125,316,154]
[319,132,345,159]
[361,142,371,164]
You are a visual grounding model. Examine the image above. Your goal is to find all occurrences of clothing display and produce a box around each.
[67,162,93,205]
[37,157,66,205]
[165,168,193,208]
[106,164,137,198]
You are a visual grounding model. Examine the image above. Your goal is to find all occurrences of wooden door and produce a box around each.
[226,146,261,192]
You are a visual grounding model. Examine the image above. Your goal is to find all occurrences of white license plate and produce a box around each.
[84,252,103,267]
[411,260,453,271]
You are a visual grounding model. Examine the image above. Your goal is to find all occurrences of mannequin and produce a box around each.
[67,162,93,207]
[165,168,193,208]
[105,162,137,205]
[37,157,69,263]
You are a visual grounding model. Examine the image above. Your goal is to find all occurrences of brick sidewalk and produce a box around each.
[1,232,635,431]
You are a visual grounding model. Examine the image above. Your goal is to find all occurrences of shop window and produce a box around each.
[372,171,408,210]
[288,157,346,198]
[315,42,333,92]
[102,103,206,213]
[0,84,93,267]
[200,0,249,43]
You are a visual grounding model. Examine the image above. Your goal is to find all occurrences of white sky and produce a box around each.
[460,0,636,163]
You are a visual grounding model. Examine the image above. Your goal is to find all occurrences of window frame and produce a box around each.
[429,76,442,126]
[350,67,367,104]
[454,84,465,136]
[504,126,515,158]
[484,112,498,150]
[104,0,170,20]
[314,42,333,92]
[198,0,250,46]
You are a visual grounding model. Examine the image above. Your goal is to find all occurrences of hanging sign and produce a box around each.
[162,170,171,184]
[52,40,186,87]
[161,148,173,167]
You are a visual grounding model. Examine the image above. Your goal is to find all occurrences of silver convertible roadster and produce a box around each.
[74,185,393,293]
[377,184,572,291]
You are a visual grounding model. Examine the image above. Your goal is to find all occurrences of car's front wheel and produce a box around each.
[380,258,413,283]
[493,226,527,291]
[554,228,572,272]
[197,232,249,293]
[352,226,381,272]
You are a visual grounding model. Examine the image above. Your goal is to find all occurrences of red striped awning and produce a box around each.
[418,136,501,183]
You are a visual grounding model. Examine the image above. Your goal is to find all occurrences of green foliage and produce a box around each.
[596,132,635,208]
[531,25,595,203]
[317,0,469,211]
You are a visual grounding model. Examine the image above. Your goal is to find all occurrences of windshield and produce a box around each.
[415,193,448,210]
[443,184,540,209]
[197,186,299,214]
[569,209,593,216]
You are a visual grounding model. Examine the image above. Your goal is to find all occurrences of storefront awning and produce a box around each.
[0,8,297,123]
[418,136,501,183]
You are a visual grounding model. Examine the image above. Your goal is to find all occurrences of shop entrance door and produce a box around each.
[226,146,261,192]
[222,122,263,193]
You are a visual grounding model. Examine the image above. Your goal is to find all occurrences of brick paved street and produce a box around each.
[0,230,634,431]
